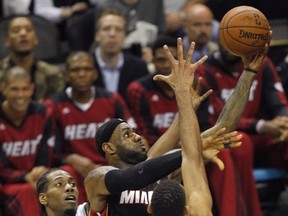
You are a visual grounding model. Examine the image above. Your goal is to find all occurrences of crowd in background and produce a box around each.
[1,0,288,215]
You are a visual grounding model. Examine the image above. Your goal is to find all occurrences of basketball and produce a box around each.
[219,6,270,57]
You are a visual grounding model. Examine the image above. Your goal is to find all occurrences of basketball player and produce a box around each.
[37,168,98,216]
[84,37,266,215]
[147,179,186,216]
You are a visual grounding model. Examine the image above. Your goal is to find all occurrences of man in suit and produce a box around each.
[92,8,149,101]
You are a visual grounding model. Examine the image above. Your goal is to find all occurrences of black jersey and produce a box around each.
[106,182,158,216]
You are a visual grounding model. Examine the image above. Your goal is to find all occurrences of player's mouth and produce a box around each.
[64,195,77,203]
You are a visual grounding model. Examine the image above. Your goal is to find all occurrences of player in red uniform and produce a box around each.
[0,66,54,216]
[198,44,288,216]
[46,51,136,204]
[128,35,269,215]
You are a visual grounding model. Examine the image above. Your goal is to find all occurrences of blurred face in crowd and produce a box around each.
[39,170,78,216]
[153,47,177,76]
[66,53,97,92]
[219,45,241,65]
[95,14,126,56]
[2,67,34,113]
[183,4,213,49]
[5,17,38,56]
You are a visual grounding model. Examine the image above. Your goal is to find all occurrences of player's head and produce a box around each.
[65,51,98,92]
[2,66,34,112]
[5,15,38,56]
[37,168,78,216]
[148,179,187,216]
[96,118,147,165]
[152,35,177,76]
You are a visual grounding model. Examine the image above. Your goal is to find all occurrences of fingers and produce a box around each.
[229,133,243,142]
[211,157,225,171]
[228,141,242,148]
[177,38,185,67]
[214,127,227,137]
[200,89,213,103]
[163,44,177,73]
[195,55,208,67]
[153,74,167,82]
[185,41,195,68]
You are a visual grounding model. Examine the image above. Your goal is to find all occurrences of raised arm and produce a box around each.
[154,38,213,215]
[202,40,271,138]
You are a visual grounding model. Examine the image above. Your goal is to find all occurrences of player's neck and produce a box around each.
[71,88,93,104]
[108,158,133,169]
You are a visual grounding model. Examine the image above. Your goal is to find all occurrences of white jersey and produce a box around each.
[76,203,88,216]
[76,203,102,216]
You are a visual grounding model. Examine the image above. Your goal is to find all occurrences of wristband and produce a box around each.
[244,67,258,74]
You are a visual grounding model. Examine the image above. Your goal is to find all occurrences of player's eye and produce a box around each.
[56,182,62,187]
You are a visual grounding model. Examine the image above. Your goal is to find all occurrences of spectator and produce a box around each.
[0,66,54,216]
[92,8,149,101]
[0,188,24,216]
[182,3,219,62]
[47,51,136,204]
[94,0,166,52]
[198,42,287,215]
[276,54,288,97]
[0,15,65,103]
[34,0,96,51]
[127,36,180,146]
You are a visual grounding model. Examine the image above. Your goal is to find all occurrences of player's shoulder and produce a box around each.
[86,166,118,182]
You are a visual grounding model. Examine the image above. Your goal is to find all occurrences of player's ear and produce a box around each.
[39,193,48,205]
[103,142,116,155]
[147,203,152,214]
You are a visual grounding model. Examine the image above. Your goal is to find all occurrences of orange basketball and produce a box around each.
[219,6,270,57]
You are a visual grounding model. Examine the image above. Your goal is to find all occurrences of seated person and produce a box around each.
[91,8,150,101]
[0,15,65,103]
[0,66,54,216]
[47,51,136,204]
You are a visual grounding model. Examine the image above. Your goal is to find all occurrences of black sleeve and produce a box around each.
[105,150,182,193]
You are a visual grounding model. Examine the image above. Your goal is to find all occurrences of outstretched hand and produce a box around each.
[202,128,242,170]
[153,38,208,94]
[241,30,272,72]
